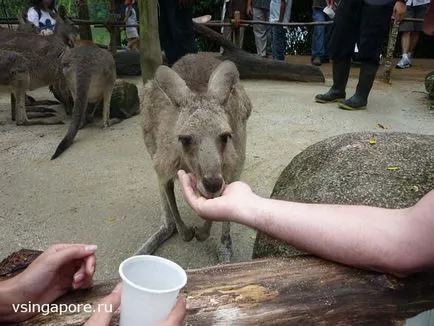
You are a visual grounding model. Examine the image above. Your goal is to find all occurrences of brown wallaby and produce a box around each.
[0,15,78,125]
[51,44,117,159]
[138,54,252,262]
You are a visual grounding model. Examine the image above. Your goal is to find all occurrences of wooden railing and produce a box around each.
[1,249,433,325]
[0,15,426,83]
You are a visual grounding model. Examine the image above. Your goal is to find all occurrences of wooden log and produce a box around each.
[1,250,432,326]
[382,21,400,84]
[138,0,162,83]
[193,22,325,83]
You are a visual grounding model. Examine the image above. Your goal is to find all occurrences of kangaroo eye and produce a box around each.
[178,135,193,147]
[220,133,232,144]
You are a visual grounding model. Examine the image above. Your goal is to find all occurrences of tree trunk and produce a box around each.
[2,250,433,326]
[77,0,93,41]
[194,22,325,83]
[138,0,162,83]
[108,0,118,55]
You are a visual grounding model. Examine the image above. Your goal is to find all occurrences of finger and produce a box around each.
[159,296,187,326]
[49,243,92,252]
[74,254,96,289]
[85,253,96,276]
[48,245,98,269]
[177,171,204,210]
[72,262,87,287]
[84,283,122,326]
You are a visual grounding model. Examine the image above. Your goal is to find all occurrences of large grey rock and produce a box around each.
[253,132,434,259]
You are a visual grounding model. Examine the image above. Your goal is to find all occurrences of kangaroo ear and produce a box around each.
[207,60,239,105]
[155,65,192,106]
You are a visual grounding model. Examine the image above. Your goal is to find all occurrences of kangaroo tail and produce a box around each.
[51,73,89,160]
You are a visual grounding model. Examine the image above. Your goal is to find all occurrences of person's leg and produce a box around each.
[401,32,411,54]
[158,0,178,66]
[272,26,285,60]
[340,2,393,110]
[174,2,197,63]
[396,31,412,68]
[315,0,361,103]
[269,0,283,60]
[253,7,267,57]
[397,5,415,69]
[408,4,428,59]
[409,31,420,54]
[312,7,326,65]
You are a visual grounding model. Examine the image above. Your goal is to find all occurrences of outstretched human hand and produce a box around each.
[178,170,257,223]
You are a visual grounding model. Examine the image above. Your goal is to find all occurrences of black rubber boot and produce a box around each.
[339,63,378,111]
[315,58,351,103]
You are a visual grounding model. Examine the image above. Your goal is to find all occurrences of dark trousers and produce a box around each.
[328,0,393,64]
[158,0,197,66]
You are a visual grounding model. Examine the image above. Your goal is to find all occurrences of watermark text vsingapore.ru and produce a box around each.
[12,302,113,316]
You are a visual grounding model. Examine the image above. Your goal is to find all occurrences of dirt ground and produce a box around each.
[1,58,433,281]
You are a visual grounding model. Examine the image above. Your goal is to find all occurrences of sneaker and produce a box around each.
[312,57,322,66]
[396,55,411,69]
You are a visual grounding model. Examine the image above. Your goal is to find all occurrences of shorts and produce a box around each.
[399,4,428,32]
[126,27,139,39]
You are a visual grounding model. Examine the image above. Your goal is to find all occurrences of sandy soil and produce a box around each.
[0,61,433,281]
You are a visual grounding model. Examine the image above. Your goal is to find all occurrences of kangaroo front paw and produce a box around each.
[218,244,233,264]
[102,118,121,129]
[194,226,211,242]
[181,227,195,242]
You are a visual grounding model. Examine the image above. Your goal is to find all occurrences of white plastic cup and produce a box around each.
[119,255,187,326]
[323,6,335,19]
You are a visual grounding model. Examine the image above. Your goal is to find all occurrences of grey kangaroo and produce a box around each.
[51,44,117,159]
[0,15,78,125]
[138,54,252,262]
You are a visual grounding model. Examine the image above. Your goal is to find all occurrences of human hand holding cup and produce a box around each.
[119,255,187,326]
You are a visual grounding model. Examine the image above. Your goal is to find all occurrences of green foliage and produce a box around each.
[1,0,27,17]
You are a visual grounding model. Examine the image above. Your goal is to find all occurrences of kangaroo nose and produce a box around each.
[202,175,224,194]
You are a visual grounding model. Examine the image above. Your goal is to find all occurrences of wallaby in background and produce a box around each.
[139,54,252,262]
[51,44,117,159]
[0,50,33,125]
[0,15,78,125]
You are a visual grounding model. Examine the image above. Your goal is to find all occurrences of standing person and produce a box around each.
[158,0,197,66]
[26,0,57,35]
[124,0,139,51]
[269,0,292,61]
[311,0,331,66]
[247,0,271,57]
[315,0,407,111]
[223,0,248,48]
[396,0,431,69]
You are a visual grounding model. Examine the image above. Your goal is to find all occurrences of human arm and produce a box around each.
[0,244,96,322]
[246,0,253,16]
[279,0,286,22]
[393,0,407,22]
[326,0,336,10]
[178,170,434,277]
[124,7,131,24]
